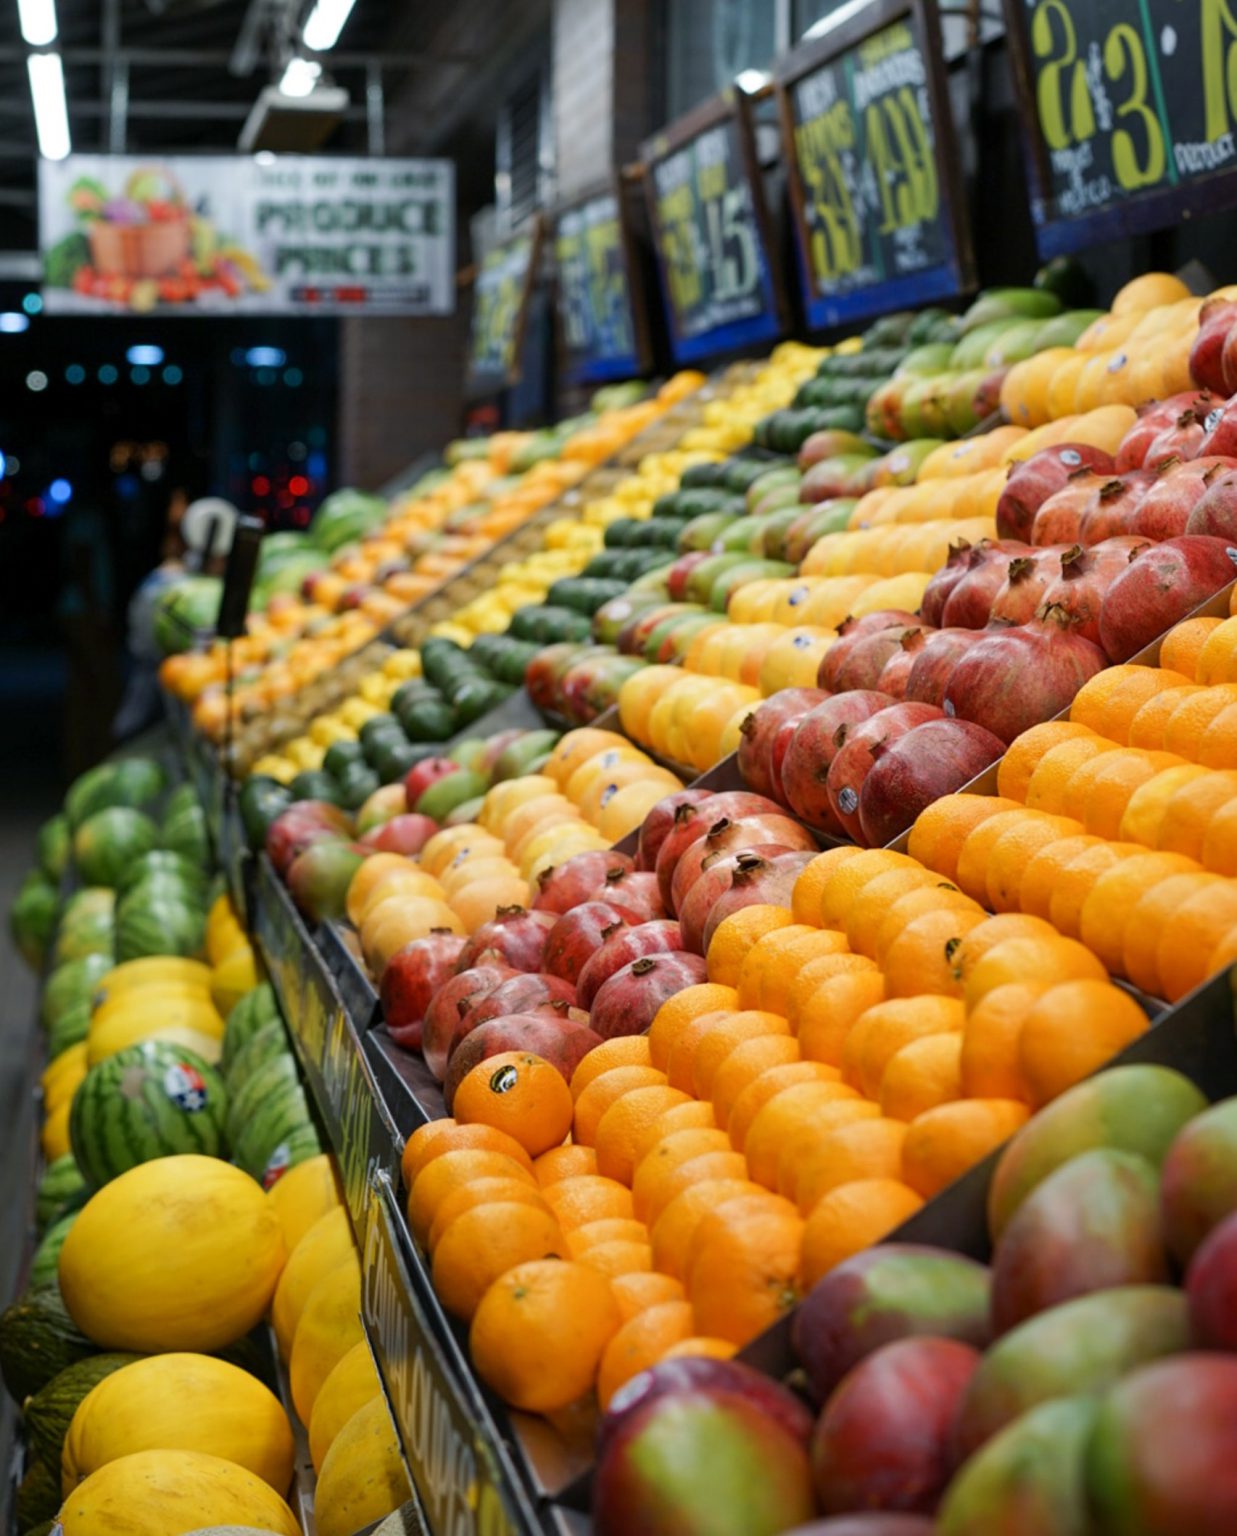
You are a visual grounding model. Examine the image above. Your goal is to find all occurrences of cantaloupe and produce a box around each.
[289,1256,363,1424]
[57,1448,300,1535]
[308,1340,381,1472]
[266,1153,343,1254]
[314,1396,411,1536]
[271,1206,355,1359]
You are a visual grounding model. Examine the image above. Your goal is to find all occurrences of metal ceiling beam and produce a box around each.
[0,46,460,66]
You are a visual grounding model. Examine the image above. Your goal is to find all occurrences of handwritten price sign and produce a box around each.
[468,222,542,389]
[554,188,644,383]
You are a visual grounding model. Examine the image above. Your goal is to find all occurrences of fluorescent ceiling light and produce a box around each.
[28,52,70,161]
[17,0,57,47]
[735,68,770,93]
[0,313,30,333]
[804,0,870,41]
[127,344,164,366]
[302,0,358,52]
[278,58,321,98]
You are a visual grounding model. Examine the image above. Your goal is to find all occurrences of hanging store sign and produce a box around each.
[778,0,974,330]
[641,89,787,363]
[553,182,650,384]
[1005,0,1237,253]
[39,154,455,315]
[467,220,544,391]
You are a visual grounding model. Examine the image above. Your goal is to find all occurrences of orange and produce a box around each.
[1048,843,1142,939]
[1156,882,1237,1000]
[401,1118,534,1187]
[1070,667,1191,743]
[773,1100,883,1202]
[644,1149,751,1226]
[787,953,880,1027]
[882,908,987,998]
[1156,771,1237,861]
[818,850,916,929]
[909,794,1024,878]
[800,1179,924,1288]
[454,1051,575,1158]
[564,1218,649,1256]
[1161,616,1224,680]
[737,927,850,1014]
[1018,980,1150,1106]
[651,1178,763,1281]
[984,817,1080,914]
[792,849,864,925]
[1024,738,1118,814]
[842,868,939,957]
[662,1337,738,1363]
[632,1127,735,1220]
[879,1032,964,1121]
[950,913,1061,988]
[1081,751,1185,839]
[594,1085,693,1186]
[663,1009,745,1094]
[610,1271,686,1321]
[901,1099,1031,1199]
[1198,704,1237,768]
[1128,687,1206,750]
[1018,835,1103,921]
[648,985,740,1070]
[426,1177,551,1253]
[532,1145,598,1186]
[541,1175,635,1230]
[596,1302,695,1409]
[727,1062,839,1152]
[1204,800,1237,874]
[874,885,982,965]
[955,810,1054,902]
[573,1065,670,1148]
[744,1080,863,1190]
[1120,765,1212,848]
[841,996,965,1098]
[1079,852,1202,971]
[1196,615,1237,683]
[706,905,796,987]
[407,1149,536,1246]
[631,1101,718,1169]
[1163,687,1237,759]
[998,721,1096,800]
[569,1036,653,1101]
[431,1202,566,1320]
[580,1240,653,1280]
[959,983,1046,1102]
[689,1013,792,1101]
[686,1193,805,1345]
[797,971,889,1067]
[963,934,1108,1010]
[710,1035,802,1128]
[1122,872,1226,994]
[790,1116,908,1216]
[469,1259,621,1413]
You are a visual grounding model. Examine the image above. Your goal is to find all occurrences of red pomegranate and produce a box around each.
[988,548,1067,627]
[1038,542,1147,646]
[836,609,924,638]
[857,719,1006,847]
[943,611,1107,743]
[588,952,709,1040]
[443,1014,601,1111]
[737,688,830,799]
[921,542,977,626]
[698,850,817,953]
[653,792,787,908]
[940,542,1031,629]
[1077,472,1155,545]
[1117,391,1216,470]
[1099,536,1237,661]
[819,617,926,690]
[588,868,666,921]
[422,962,518,1080]
[875,630,930,699]
[454,907,556,974]
[1189,298,1237,392]
[996,445,1117,542]
[677,846,799,954]
[904,628,987,708]
[457,971,580,1033]
[576,920,686,1009]
[543,901,634,985]
[634,788,714,872]
[779,691,895,832]
[1131,457,1237,542]
[670,814,817,915]
[1187,469,1237,541]
[826,702,945,841]
[380,931,468,1050]
[533,848,633,914]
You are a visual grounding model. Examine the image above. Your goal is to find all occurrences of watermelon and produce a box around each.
[0,1289,95,1401]
[115,849,209,899]
[153,576,222,654]
[233,1088,320,1187]
[72,807,159,887]
[225,1053,300,1145]
[29,1211,79,1291]
[239,778,292,853]
[41,955,110,1033]
[115,896,205,963]
[119,874,207,916]
[64,757,164,828]
[222,984,280,1070]
[24,1351,142,1468]
[309,487,387,553]
[69,1040,228,1187]
[47,1000,91,1060]
[225,1021,290,1098]
[35,1157,87,1233]
[245,1118,323,1191]
[10,873,59,970]
[15,1458,59,1530]
[161,794,210,865]
[52,913,114,967]
[59,888,115,927]
[37,814,70,882]
[110,757,166,807]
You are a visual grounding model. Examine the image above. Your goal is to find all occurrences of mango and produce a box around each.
[990,1149,1167,1333]
[1186,1210,1237,1349]
[1159,1096,1237,1265]
[1087,1354,1237,1534]
[790,1244,992,1401]
[987,1066,1207,1240]
[938,1396,1098,1536]
[952,1285,1191,1458]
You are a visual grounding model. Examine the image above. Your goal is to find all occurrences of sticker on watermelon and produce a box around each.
[262,1142,292,1190]
[163,1060,208,1112]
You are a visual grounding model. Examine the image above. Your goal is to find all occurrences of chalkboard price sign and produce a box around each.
[641,90,787,363]
[1005,0,1237,252]
[778,0,973,329]
[467,219,543,389]
[554,185,648,384]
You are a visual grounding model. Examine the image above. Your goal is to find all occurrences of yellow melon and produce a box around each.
[209,945,261,1018]
[266,1153,344,1254]
[57,1448,300,1536]
[308,1340,381,1472]
[41,1099,71,1161]
[314,1396,411,1536]
[271,1205,355,1359]
[289,1255,363,1424]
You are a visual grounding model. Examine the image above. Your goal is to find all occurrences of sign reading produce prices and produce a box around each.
[363,1181,536,1536]
[777,0,974,328]
[39,154,454,314]
[1004,0,1237,252]
[467,221,543,390]
[554,186,648,384]
[642,90,786,363]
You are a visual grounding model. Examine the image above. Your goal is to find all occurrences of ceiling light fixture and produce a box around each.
[17,0,57,47]
[302,0,358,53]
[278,57,321,98]
[28,52,70,160]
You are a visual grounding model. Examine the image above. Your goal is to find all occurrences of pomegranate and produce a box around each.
[875,629,930,699]
[943,612,1108,743]
[826,625,930,693]
[1099,536,1237,661]
[588,868,666,921]
[543,901,634,985]
[1187,469,1237,540]
[422,962,518,1080]
[1038,542,1147,645]
[826,702,945,841]
[359,813,439,857]
[996,445,1117,541]
[380,930,468,1050]
[677,846,799,953]
[1031,471,1110,545]
[836,609,924,639]
[653,792,786,908]
[454,907,556,974]
[635,788,713,872]
[402,757,460,810]
[443,1014,602,1111]
[457,972,580,1033]
[1189,298,1237,392]
[738,688,830,799]
[670,814,817,914]
[588,951,709,1040]
[265,803,352,877]
[780,691,895,832]
[577,920,685,1008]
[988,548,1067,627]
[904,628,987,707]
[1197,397,1237,458]
[1130,457,1237,541]
[1075,472,1156,545]
[1118,391,1216,470]
[941,543,1030,629]
[920,542,975,625]
[533,848,634,914]
[857,719,1006,847]
[768,714,805,805]
[697,850,817,953]
[1145,400,1217,468]
[1222,326,1237,397]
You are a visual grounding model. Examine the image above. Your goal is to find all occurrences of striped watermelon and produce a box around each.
[72,807,159,887]
[225,1053,300,1145]
[161,788,210,864]
[29,1212,78,1291]
[233,1090,321,1188]
[222,984,280,1070]
[69,1040,227,1187]
[225,1021,290,1098]
[41,954,110,1032]
[116,849,209,900]
[47,1000,91,1060]
[115,895,205,962]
